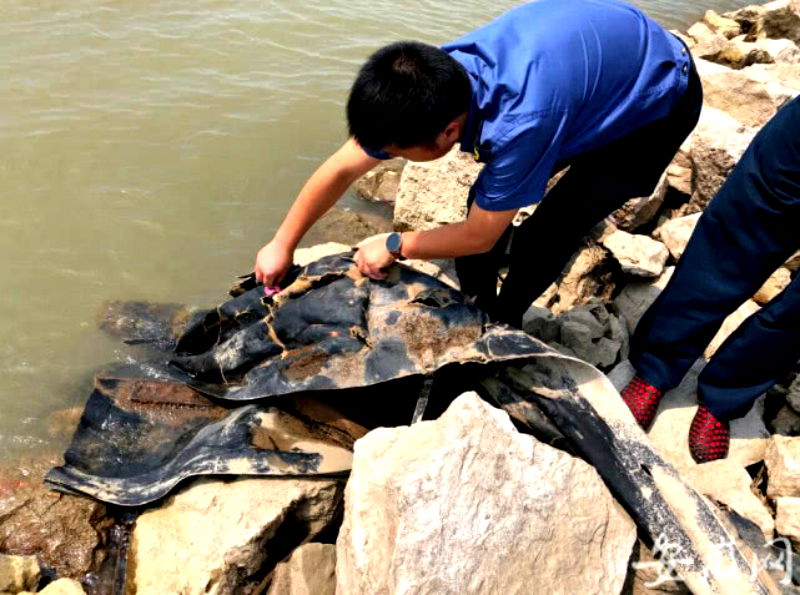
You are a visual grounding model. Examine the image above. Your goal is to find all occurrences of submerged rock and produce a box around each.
[127,477,343,595]
[336,392,636,595]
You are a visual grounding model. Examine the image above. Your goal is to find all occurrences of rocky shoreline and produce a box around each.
[3,1,800,593]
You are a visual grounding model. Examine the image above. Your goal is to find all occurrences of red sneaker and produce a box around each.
[620,376,663,430]
[689,405,730,463]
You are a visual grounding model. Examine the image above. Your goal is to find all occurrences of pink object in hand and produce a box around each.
[263,285,281,297]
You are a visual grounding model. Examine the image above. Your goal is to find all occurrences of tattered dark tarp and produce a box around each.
[46,252,790,593]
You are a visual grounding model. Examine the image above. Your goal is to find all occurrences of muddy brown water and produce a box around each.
[1,0,752,462]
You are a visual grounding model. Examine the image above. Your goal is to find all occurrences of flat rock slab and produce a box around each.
[336,392,636,595]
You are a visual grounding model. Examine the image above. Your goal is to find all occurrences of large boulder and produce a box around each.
[695,58,799,127]
[336,392,636,595]
[393,146,482,231]
[127,477,343,595]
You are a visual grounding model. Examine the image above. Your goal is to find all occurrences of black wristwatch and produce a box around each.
[385,232,406,260]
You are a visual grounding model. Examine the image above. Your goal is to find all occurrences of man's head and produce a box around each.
[347,41,471,161]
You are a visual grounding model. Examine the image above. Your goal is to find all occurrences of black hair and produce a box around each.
[347,41,471,150]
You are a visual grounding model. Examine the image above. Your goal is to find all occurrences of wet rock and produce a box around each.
[302,209,392,248]
[266,543,336,595]
[550,244,616,314]
[601,230,669,278]
[611,172,668,232]
[774,497,800,545]
[770,405,800,436]
[685,105,757,215]
[394,146,482,231]
[609,361,770,471]
[353,158,405,204]
[703,299,761,359]
[127,477,343,595]
[753,266,792,304]
[0,554,39,593]
[0,482,110,580]
[18,578,86,595]
[336,392,636,595]
[695,58,799,127]
[653,213,701,261]
[613,266,675,333]
[683,460,774,539]
[765,436,800,498]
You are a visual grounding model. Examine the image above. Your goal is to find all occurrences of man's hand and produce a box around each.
[254,241,293,286]
[354,234,395,280]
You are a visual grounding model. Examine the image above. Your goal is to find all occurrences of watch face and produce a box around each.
[386,232,402,254]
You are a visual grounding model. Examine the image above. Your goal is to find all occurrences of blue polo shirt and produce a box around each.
[438,0,691,211]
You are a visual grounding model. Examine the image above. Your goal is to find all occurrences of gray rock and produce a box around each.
[393,146,482,231]
[771,405,800,436]
[267,543,336,595]
[787,374,800,413]
[336,392,636,595]
[614,267,675,333]
[602,230,669,277]
[521,306,560,343]
[127,477,343,595]
[766,436,800,498]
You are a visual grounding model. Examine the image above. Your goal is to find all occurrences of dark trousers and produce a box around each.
[632,96,800,421]
[456,63,703,328]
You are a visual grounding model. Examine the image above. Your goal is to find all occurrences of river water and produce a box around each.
[1,0,750,462]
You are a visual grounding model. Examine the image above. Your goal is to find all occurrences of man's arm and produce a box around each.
[255,138,379,285]
[354,201,517,279]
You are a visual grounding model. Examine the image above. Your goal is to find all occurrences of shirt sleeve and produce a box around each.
[473,112,568,212]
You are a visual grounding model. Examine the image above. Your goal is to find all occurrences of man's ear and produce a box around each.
[442,118,462,143]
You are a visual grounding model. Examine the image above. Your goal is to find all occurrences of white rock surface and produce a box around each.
[267,543,336,595]
[336,392,636,595]
[766,436,800,498]
[602,230,669,277]
[394,146,482,231]
[774,497,800,544]
[127,477,343,595]
[654,213,702,261]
